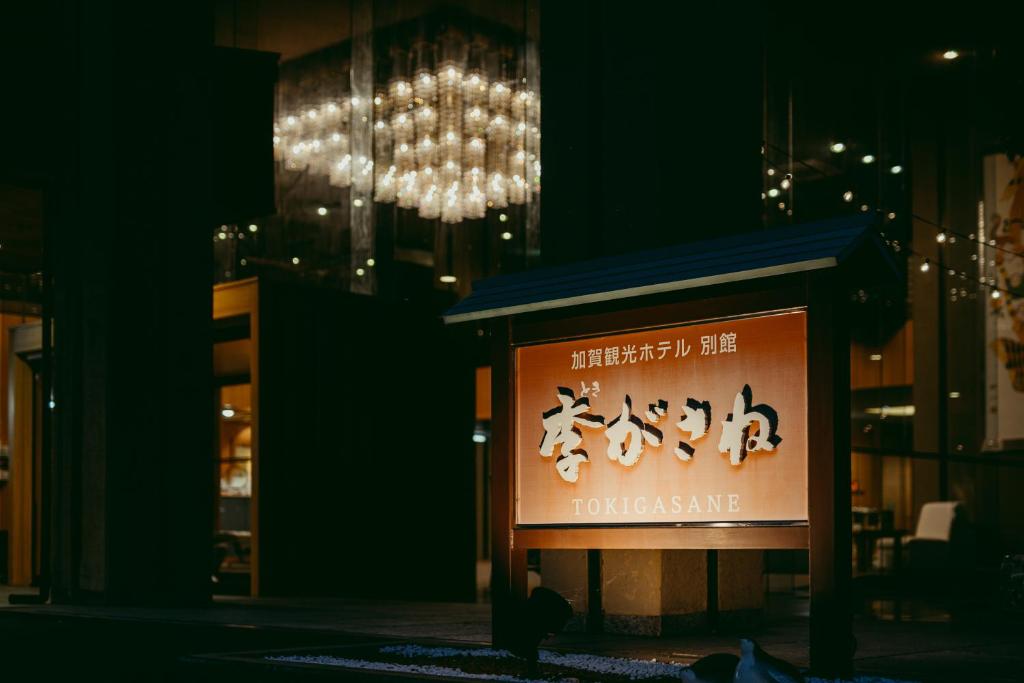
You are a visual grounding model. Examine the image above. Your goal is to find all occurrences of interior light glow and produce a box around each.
[864,405,916,417]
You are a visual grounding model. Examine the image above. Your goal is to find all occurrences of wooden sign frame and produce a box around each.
[489,271,852,674]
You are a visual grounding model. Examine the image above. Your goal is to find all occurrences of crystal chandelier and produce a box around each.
[273,39,540,225]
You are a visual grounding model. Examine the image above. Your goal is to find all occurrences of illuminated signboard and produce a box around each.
[515,310,807,526]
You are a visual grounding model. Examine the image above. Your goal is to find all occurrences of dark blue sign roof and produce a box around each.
[444,215,897,323]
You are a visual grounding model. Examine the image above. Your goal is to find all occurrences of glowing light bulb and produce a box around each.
[367,258,375,267]
[937,232,947,243]
[440,275,457,283]
[356,267,365,276]
[861,154,875,164]
[890,165,903,174]
[920,260,930,273]
[501,231,513,240]
[248,224,258,232]
[291,257,300,265]
[843,190,854,202]
[768,188,780,198]
[943,50,959,60]
[830,142,846,153]
[317,207,328,216]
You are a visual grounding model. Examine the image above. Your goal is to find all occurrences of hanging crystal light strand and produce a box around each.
[461,42,488,219]
[387,57,415,206]
[486,69,511,209]
[509,85,530,205]
[438,56,464,223]
[328,92,353,188]
[373,84,396,203]
[412,41,440,219]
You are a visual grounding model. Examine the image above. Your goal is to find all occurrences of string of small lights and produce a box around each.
[760,141,1018,302]
[763,140,1020,260]
[902,242,1008,300]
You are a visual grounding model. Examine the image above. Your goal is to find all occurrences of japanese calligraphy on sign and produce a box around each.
[515,310,808,525]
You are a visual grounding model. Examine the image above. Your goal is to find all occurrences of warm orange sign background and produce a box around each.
[515,310,808,525]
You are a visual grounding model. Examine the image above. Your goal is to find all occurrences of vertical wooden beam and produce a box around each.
[491,317,526,646]
[807,271,853,676]
[9,353,34,586]
[706,549,719,633]
[249,283,260,597]
[586,549,603,633]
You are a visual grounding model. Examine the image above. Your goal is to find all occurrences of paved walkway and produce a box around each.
[1,591,1022,682]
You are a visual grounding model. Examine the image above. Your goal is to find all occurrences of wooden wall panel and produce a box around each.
[214,277,258,320]
[0,314,40,536]
[9,355,34,585]
[851,320,914,390]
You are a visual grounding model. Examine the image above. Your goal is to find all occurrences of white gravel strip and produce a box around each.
[379,644,685,679]
[270,644,919,683]
[266,654,555,683]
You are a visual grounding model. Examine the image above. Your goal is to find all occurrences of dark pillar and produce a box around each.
[807,271,853,676]
[50,1,214,605]
[491,317,528,646]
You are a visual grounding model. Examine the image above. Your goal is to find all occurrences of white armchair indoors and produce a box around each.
[875,501,972,573]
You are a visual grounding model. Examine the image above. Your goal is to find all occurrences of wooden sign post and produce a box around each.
[446,218,896,676]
